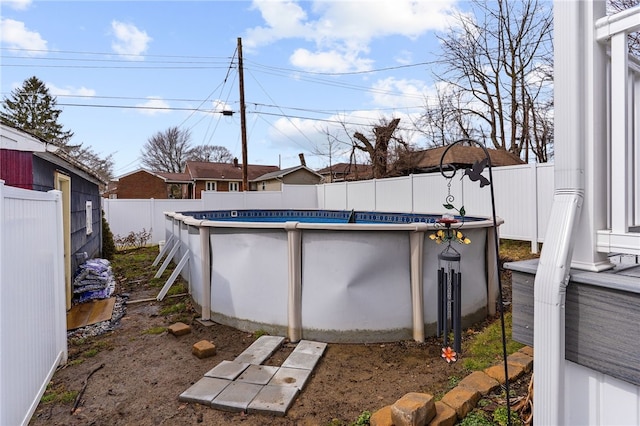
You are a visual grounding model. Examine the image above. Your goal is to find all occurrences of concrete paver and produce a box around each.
[181,336,325,416]
[280,351,321,370]
[236,365,279,385]
[178,377,230,405]
[247,385,300,416]
[268,366,312,390]
[204,360,249,380]
[234,335,285,364]
[210,381,263,412]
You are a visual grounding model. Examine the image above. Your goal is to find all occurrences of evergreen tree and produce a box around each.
[0,76,74,146]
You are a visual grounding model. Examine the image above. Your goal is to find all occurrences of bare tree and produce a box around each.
[433,0,553,161]
[414,86,478,147]
[188,145,234,163]
[140,126,191,172]
[64,144,114,183]
[352,117,404,178]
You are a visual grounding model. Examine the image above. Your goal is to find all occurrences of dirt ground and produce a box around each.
[29,247,527,426]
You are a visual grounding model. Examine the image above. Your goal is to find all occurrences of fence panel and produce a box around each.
[105,164,554,247]
[375,176,413,212]
[346,180,376,211]
[323,182,348,210]
[0,182,67,426]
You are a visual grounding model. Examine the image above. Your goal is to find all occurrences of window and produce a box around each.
[205,181,217,191]
[261,181,266,190]
[85,201,93,235]
[229,182,240,192]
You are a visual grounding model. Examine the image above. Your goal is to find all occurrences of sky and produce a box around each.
[1,0,465,176]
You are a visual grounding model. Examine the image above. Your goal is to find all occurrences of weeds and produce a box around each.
[40,382,78,405]
[143,326,167,335]
[160,302,187,316]
[114,228,152,251]
[462,312,523,371]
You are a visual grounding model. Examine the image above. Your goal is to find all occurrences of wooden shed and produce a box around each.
[0,123,105,309]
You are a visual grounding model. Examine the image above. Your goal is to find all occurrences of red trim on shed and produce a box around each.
[0,149,33,189]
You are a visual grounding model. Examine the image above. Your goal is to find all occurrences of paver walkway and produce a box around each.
[179,336,327,416]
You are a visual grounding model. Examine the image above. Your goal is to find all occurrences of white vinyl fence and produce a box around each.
[104,163,554,252]
[0,181,67,426]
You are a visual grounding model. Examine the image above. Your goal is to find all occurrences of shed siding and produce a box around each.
[281,169,322,185]
[0,149,33,189]
[32,156,102,274]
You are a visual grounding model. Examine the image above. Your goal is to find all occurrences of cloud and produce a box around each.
[0,18,47,54]
[136,97,170,115]
[370,77,432,108]
[244,0,457,72]
[290,48,373,73]
[110,20,152,59]
[47,83,96,97]
[3,0,31,10]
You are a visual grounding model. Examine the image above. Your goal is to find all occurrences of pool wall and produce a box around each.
[160,211,501,343]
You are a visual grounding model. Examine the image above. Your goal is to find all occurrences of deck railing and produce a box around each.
[596,8,640,255]
[0,181,67,426]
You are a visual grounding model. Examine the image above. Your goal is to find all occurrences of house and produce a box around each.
[0,123,105,310]
[395,145,525,176]
[108,169,192,199]
[253,165,322,191]
[316,162,373,182]
[109,158,285,199]
[507,2,640,424]
[185,158,280,197]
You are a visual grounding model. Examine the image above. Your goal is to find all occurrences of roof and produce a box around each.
[185,161,280,181]
[155,171,192,183]
[1,123,106,185]
[316,163,370,175]
[410,145,525,171]
[253,165,322,182]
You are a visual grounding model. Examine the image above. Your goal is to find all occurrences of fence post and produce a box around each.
[49,189,68,364]
[531,162,539,254]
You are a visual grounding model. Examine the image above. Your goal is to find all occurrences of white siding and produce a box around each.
[565,361,640,425]
[0,182,67,426]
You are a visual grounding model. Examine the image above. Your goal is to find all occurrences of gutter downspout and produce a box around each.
[534,1,604,423]
[533,190,582,425]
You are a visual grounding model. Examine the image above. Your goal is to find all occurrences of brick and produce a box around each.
[192,340,216,359]
[391,392,436,426]
[519,346,533,357]
[428,401,457,426]
[440,387,480,419]
[370,405,394,426]
[508,352,533,372]
[168,322,191,336]
[458,371,500,396]
[483,363,524,384]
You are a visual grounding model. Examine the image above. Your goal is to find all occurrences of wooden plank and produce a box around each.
[66,298,115,330]
[86,297,115,325]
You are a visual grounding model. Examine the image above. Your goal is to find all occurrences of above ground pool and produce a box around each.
[159,209,502,343]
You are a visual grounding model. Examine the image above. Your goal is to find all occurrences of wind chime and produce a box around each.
[432,173,471,364]
[436,215,463,354]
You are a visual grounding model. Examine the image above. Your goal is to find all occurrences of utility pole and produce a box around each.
[237,37,248,191]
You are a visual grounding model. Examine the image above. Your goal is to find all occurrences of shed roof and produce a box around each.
[253,165,322,182]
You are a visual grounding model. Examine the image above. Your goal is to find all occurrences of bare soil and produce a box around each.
[29,247,526,426]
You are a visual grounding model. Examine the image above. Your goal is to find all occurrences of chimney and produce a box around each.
[233,157,239,167]
[298,153,306,166]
